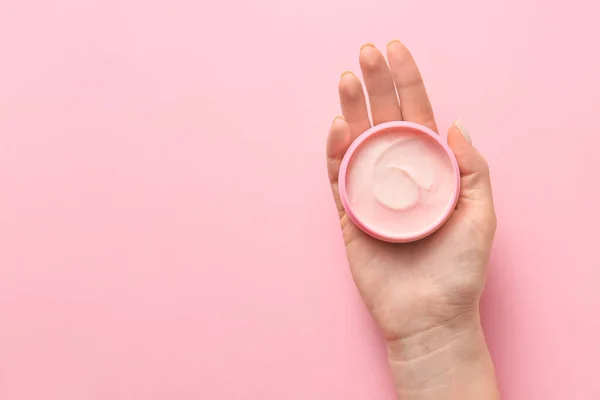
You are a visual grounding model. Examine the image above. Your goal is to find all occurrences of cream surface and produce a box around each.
[346,130,455,237]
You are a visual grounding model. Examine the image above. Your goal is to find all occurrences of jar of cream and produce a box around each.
[338,121,460,243]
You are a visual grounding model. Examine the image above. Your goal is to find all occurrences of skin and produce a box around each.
[326,41,501,399]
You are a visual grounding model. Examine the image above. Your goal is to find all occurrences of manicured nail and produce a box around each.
[455,119,472,144]
[340,71,354,79]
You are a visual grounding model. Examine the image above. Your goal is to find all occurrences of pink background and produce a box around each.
[1,0,599,398]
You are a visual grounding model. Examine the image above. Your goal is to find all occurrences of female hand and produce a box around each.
[326,41,500,399]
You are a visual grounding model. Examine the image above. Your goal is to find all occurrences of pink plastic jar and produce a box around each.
[338,121,460,243]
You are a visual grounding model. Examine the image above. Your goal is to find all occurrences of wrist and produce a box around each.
[385,309,500,399]
[386,308,483,361]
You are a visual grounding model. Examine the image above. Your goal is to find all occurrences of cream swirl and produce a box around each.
[345,130,456,238]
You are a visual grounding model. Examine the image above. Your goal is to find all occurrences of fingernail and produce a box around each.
[332,116,344,125]
[360,43,375,51]
[455,119,472,144]
[387,39,401,47]
[340,71,354,79]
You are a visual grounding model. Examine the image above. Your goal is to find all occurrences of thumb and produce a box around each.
[447,120,495,211]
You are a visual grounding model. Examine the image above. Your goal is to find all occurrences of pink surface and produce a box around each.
[0,0,599,399]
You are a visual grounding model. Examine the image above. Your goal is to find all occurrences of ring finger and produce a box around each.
[359,44,403,125]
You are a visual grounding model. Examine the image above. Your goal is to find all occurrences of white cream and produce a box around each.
[345,130,456,238]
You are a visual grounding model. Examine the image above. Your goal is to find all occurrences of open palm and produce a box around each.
[326,41,497,341]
